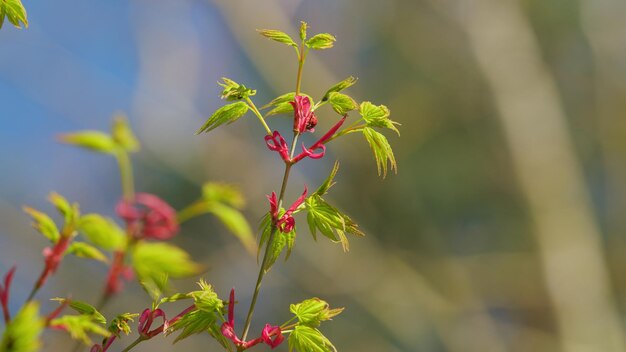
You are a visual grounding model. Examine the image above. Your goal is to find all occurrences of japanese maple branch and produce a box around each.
[240,160,292,343]
[240,39,309,343]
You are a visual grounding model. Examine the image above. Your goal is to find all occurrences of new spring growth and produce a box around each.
[221,289,284,350]
[268,186,308,233]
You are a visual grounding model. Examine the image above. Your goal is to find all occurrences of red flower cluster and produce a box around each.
[293,115,346,163]
[116,193,179,240]
[221,289,284,350]
[265,115,346,165]
[265,131,290,163]
[291,95,317,134]
[138,307,167,338]
[267,186,308,233]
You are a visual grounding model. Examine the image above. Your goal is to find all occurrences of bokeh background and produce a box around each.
[2,0,626,351]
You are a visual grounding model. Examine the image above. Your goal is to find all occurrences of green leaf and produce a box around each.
[218,77,256,101]
[266,102,295,117]
[22,207,60,243]
[0,0,28,29]
[51,299,106,325]
[288,325,336,352]
[201,182,245,208]
[299,21,307,41]
[314,161,340,197]
[258,213,273,260]
[207,322,233,351]
[362,127,397,178]
[321,77,357,102]
[359,101,399,135]
[285,228,296,261]
[266,225,296,272]
[166,282,224,344]
[108,313,139,337]
[58,131,118,154]
[328,93,357,115]
[156,293,191,309]
[77,214,126,251]
[305,195,364,252]
[262,92,313,117]
[258,210,296,272]
[111,115,140,152]
[167,309,219,344]
[196,102,249,134]
[48,192,77,226]
[266,226,285,270]
[0,302,42,352]
[188,279,223,313]
[181,183,253,253]
[49,315,110,345]
[132,242,202,298]
[257,29,297,47]
[261,92,295,110]
[207,203,255,255]
[66,242,109,263]
[290,298,344,328]
[305,33,336,50]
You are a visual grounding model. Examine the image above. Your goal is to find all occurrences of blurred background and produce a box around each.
[2,0,626,351]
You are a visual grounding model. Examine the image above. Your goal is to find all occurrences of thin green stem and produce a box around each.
[176,201,207,224]
[290,133,300,159]
[240,162,292,342]
[24,271,44,303]
[116,151,135,201]
[280,316,298,329]
[246,97,272,135]
[295,45,307,96]
[121,336,147,352]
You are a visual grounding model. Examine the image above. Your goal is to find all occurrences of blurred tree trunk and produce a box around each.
[454,0,625,351]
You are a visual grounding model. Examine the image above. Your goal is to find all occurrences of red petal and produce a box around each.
[228,288,235,325]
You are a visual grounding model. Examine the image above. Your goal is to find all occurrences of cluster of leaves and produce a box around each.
[258,210,297,271]
[0,0,27,29]
[163,280,228,347]
[24,193,110,265]
[258,21,336,51]
[3,116,260,350]
[198,29,399,177]
[57,117,254,299]
[48,299,110,345]
[263,81,399,177]
[305,162,364,252]
[287,298,343,352]
[258,161,365,272]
